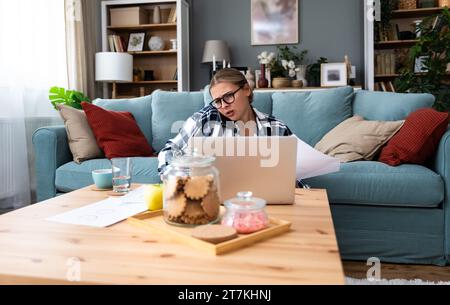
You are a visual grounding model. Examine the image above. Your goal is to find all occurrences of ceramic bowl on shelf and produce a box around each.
[148,36,165,51]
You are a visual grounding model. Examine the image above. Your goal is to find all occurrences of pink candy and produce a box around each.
[221,211,269,234]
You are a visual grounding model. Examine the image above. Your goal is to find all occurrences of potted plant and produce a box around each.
[307,57,328,87]
[269,46,308,88]
[394,8,450,112]
[49,86,91,110]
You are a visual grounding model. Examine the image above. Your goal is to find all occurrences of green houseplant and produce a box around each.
[49,86,91,110]
[269,45,308,79]
[394,8,450,112]
[307,57,328,87]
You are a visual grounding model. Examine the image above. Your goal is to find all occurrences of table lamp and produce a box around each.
[95,52,133,99]
[202,40,231,79]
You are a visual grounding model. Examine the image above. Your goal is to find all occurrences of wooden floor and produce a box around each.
[343,260,450,282]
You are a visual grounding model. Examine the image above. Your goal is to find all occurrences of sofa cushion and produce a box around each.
[57,104,104,164]
[55,157,161,192]
[93,95,152,147]
[81,102,154,159]
[203,85,273,115]
[304,161,444,208]
[353,91,435,121]
[314,115,404,162]
[271,86,354,146]
[151,90,205,152]
[379,108,449,166]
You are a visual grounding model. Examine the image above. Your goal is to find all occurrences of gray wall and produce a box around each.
[190,0,364,90]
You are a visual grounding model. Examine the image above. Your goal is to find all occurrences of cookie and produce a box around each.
[184,200,206,219]
[165,176,185,199]
[191,225,238,244]
[184,176,210,200]
[201,190,220,220]
[166,193,187,218]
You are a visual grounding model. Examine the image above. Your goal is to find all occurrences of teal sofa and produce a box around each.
[33,87,450,266]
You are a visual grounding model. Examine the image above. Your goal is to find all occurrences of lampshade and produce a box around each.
[202,40,231,63]
[95,52,133,82]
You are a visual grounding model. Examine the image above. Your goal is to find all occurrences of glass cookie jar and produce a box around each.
[162,153,220,227]
[221,192,270,234]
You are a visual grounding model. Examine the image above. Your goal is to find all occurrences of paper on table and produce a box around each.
[46,185,148,228]
[295,136,341,180]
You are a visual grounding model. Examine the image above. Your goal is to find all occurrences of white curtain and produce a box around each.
[0,0,68,209]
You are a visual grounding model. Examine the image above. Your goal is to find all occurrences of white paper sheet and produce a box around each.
[295,136,341,180]
[46,186,148,228]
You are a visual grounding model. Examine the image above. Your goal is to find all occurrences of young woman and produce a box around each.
[158,68,293,174]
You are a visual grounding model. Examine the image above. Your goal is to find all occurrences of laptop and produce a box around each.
[189,136,297,205]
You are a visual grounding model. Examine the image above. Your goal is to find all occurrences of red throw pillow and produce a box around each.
[379,108,449,166]
[81,102,153,159]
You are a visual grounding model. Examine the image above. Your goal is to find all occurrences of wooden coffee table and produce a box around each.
[0,186,344,284]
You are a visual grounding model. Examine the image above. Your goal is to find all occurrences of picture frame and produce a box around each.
[320,63,348,87]
[251,0,299,45]
[414,56,429,73]
[127,32,146,52]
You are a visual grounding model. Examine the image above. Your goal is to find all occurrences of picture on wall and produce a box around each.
[251,0,299,45]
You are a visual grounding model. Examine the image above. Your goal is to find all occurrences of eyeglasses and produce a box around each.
[210,85,244,109]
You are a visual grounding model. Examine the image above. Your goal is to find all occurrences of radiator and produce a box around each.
[0,116,62,208]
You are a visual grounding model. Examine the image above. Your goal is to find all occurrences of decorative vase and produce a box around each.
[148,36,164,51]
[296,64,308,87]
[291,80,303,88]
[170,39,177,50]
[153,6,161,24]
[258,64,269,88]
[245,67,256,89]
[272,77,291,89]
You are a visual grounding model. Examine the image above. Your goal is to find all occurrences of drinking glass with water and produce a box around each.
[111,158,132,193]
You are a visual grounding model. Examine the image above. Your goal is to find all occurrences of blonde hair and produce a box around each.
[209,68,253,103]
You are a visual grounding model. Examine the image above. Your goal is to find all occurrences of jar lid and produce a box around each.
[224,192,266,211]
[171,150,215,168]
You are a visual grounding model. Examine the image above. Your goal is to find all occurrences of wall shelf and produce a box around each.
[391,7,444,18]
[128,50,177,55]
[374,40,418,49]
[108,23,177,31]
[101,0,190,98]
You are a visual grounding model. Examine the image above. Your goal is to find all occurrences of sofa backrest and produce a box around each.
[93,87,436,153]
[271,86,354,146]
[151,90,205,152]
[353,90,435,121]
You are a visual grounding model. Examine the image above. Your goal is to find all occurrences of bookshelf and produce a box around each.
[364,2,447,92]
[101,0,190,99]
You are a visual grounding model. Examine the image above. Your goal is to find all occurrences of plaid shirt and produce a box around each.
[157,105,293,174]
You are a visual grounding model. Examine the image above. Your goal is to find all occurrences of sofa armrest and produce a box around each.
[432,125,450,259]
[32,126,72,202]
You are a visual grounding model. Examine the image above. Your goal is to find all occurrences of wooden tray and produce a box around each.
[127,210,292,255]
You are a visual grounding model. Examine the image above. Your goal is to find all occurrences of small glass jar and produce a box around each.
[162,152,220,227]
[221,192,269,234]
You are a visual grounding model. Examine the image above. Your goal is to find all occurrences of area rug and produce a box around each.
[346,277,450,285]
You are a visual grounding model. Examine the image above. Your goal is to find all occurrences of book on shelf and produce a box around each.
[108,35,127,52]
[375,81,396,92]
[167,6,177,23]
[375,52,396,76]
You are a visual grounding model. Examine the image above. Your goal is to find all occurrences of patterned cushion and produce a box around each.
[81,102,154,159]
[379,108,449,166]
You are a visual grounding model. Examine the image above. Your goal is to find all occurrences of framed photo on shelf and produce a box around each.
[414,56,429,73]
[320,63,348,87]
[127,33,146,52]
[250,0,299,45]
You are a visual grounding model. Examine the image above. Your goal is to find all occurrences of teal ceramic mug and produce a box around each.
[92,169,114,189]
